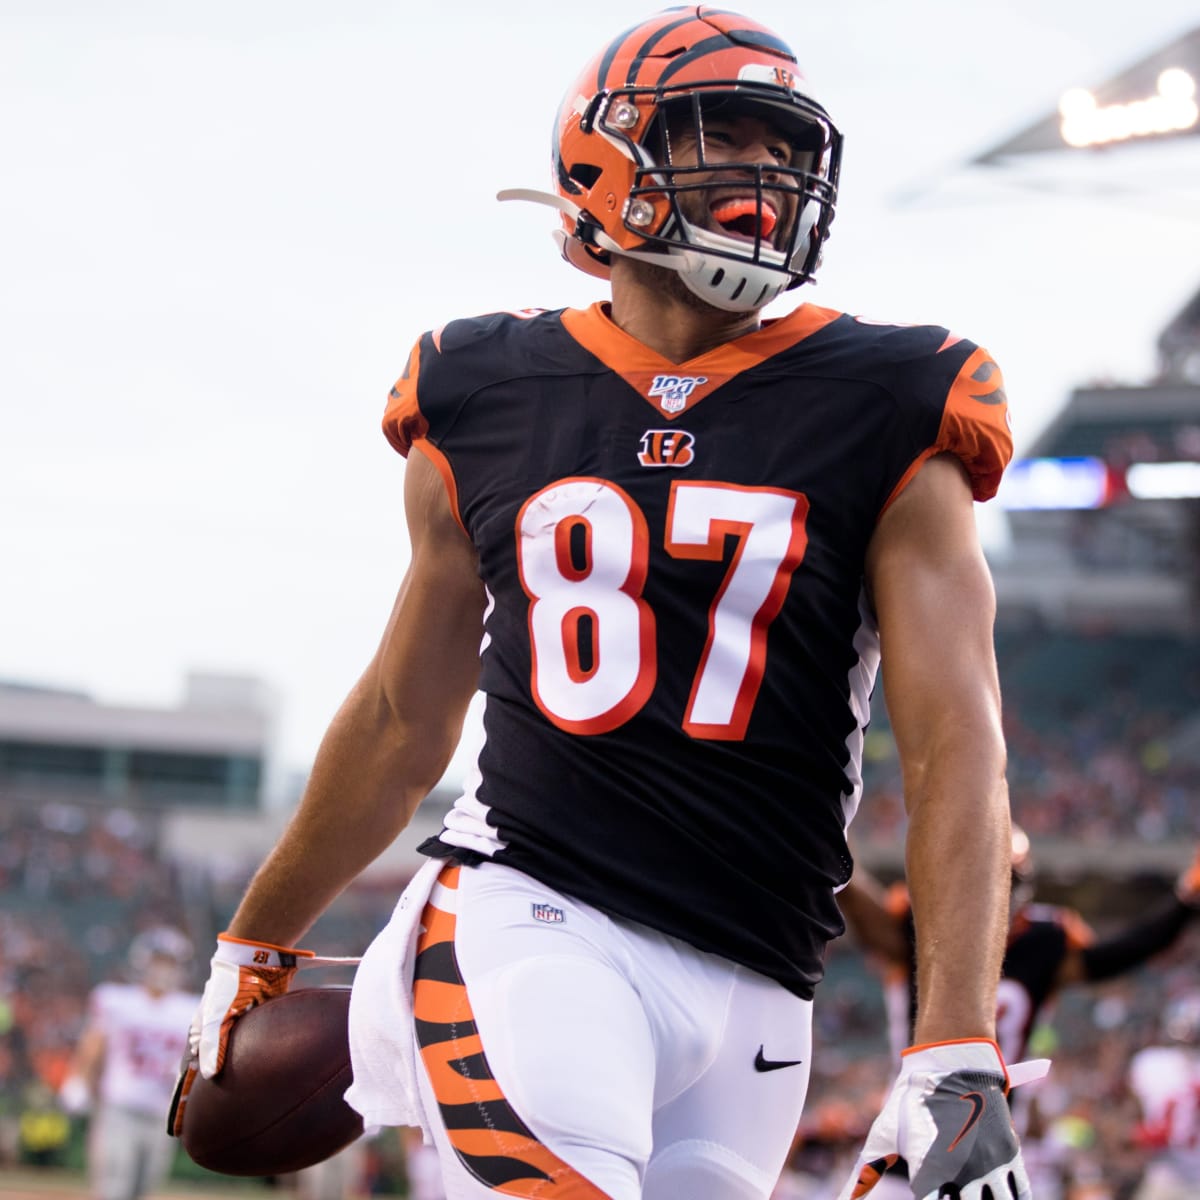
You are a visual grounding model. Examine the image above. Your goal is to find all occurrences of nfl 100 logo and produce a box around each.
[648,374,707,414]
[531,902,565,924]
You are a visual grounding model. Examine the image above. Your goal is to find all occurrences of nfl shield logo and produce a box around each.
[531,902,565,924]
[648,374,707,414]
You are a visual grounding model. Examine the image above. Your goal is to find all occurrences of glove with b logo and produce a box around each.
[167,934,313,1136]
[836,1039,1049,1200]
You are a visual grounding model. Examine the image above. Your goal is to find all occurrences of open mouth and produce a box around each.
[710,197,778,241]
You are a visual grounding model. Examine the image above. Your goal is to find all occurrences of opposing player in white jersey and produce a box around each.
[61,927,199,1200]
[1128,994,1200,1200]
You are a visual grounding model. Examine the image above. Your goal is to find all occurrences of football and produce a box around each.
[180,985,364,1176]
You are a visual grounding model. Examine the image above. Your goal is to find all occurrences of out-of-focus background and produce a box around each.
[2,3,1198,1199]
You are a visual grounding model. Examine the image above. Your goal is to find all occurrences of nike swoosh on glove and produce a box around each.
[167,933,312,1137]
[836,1038,1049,1200]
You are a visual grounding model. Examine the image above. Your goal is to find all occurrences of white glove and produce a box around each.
[193,934,316,1078]
[168,933,360,1137]
[58,1075,92,1116]
[836,1039,1050,1200]
[168,933,313,1136]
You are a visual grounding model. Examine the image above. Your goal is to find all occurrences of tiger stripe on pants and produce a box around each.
[412,863,609,1198]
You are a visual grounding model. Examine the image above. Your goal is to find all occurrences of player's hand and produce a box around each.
[167,933,313,1137]
[835,1039,1043,1200]
[58,1075,91,1116]
[1175,846,1200,907]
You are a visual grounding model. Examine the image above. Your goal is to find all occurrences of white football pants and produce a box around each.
[410,860,813,1200]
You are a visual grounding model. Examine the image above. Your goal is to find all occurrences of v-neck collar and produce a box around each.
[559,301,840,419]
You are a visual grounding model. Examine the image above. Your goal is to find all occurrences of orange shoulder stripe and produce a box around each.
[380,336,467,538]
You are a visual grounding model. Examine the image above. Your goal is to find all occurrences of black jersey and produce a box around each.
[384,301,1011,998]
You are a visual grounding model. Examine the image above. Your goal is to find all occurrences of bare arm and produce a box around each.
[69,1025,107,1094]
[866,454,1009,1047]
[1055,863,1200,988]
[838,867,912,965]
[226,450,486,945]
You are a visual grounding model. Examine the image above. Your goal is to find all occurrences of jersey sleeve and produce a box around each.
[934,344,1013,501]
[381,335,431,458]
[380,328,469,532]
[381,311,544,458]
[1058,906,1095,951]
[878,329,1014,514]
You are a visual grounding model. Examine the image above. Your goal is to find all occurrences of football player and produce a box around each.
[61,926,198,1200]
[1128,993,1200,1200]
[841,831,1200,1064]
[171,8,1035,1199]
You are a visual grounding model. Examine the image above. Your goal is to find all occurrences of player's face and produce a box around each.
[144,951,186,992]
[664,111,806,250]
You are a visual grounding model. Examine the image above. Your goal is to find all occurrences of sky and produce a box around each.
[3,1,1200,791]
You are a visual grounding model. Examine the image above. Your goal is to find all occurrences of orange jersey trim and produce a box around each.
[878,346,1012,516]
[413,441,467,539]
[560,302,841,419]
[1058,907,1095,952]
[382,339,427,457]
[936,346,1012,501]
[381,336,467,538]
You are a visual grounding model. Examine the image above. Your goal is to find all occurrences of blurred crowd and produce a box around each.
[861,634,1200,845]
[862,705,1200,847]
[0,796,193,1168]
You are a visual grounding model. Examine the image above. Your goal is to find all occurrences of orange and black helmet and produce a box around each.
[500,6,841,312]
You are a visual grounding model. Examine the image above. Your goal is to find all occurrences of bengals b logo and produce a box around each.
[638,429,696,468]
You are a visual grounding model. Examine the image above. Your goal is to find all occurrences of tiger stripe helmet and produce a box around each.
[503,6,842,312]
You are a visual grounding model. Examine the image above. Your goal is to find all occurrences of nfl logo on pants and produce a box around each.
[531,902,564,924]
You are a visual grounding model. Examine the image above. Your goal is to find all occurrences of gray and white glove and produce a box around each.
[835,1039,1050,1200]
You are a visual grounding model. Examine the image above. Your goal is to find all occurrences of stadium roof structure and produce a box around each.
[972,25,1200,164]
[0,671,274,809]
[1024,281,1200,461]
[1023,380,1200,462]
[1158,280,1200,383]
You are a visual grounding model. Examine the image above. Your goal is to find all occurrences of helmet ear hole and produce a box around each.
[568,163,603,189]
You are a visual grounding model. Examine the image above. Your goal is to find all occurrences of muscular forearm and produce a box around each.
[225,468,484,950]
[904,735,1009,1047]
[226,671,452,946]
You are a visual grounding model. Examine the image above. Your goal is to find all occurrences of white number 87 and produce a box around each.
[516,477,809,740]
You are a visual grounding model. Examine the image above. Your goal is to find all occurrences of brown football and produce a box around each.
[180,986,364,1176]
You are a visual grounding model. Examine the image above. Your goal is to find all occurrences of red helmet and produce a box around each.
[501,6,841,312]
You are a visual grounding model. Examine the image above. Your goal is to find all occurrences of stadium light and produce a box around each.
[1059,68,1199,148]
[1125,461,1200,499]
